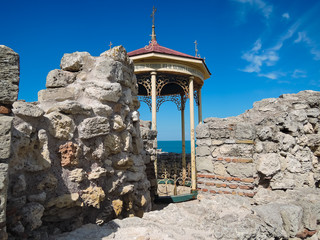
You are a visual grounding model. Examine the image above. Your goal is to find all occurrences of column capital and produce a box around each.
[151,71,157,76]
[189,75,194,80]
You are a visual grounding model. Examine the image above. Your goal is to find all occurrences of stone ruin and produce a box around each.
[0,45,153,239]
[2,43,320,239]
[196,90,320,196]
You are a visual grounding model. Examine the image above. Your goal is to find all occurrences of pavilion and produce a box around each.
[128,7,211,192]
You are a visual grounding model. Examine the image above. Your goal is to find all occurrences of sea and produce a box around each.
[157,140,191,153]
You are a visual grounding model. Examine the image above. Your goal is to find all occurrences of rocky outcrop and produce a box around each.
[196,90,320,197]
[54,189,320,240]
[0,45,19,240]
[5,46,152,239]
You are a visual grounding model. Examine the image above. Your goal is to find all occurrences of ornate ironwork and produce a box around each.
[194,89,199,106]
[138,96,152,111]
[157,162,192,196]
[136,73,152,96]
[157,73,190,97]
[156,94,186,112]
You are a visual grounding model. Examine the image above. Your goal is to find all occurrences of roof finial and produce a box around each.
[109,41,113,50]
[151,6,157,41]
[194,40,199,57]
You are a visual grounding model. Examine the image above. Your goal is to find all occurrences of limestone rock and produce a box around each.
[112,114,126,132]
[105,133,121,155]
[46,69,76,88]
[12,174,26,196]
[0,45,20,104]
[88,167,107,180]
[80,186,105,209]
[21,202,45,231]
[59,142,80,167]
[37,173,58,191]
[196,156,214,172]
[213,162,227,176]
[89,57,123,82]
[112,154,133,170]
[256,153,281,177]
[196,123,210,139]
[196,146,211,157]
[60,51,91,72]
[112,199,123,217]
[46,112,75,140]
[47,101,92,115]
[85,82,122,102]
[100,45,131,65]
[0,163,8,225]
[119,185,134,195]
[12,101,44,118]
[131,111,139,122]
[0,115,13,159]
[235,122,255,140]
[28,192,46,203]
[46,193,80,208]
[78,116,110,139]
[227,163,254,178]
[69,168,86,182]
[38,87,76,102]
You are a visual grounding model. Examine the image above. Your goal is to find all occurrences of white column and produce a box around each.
[198,88,203,124]
[151,71,157,131]
[189,76,197,191]
[181,95,186,183]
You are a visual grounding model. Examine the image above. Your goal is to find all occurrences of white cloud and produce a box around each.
[294,31,320,60]
[282,13,290,20]
[233,0,273,19]
[292,69,307,78]
[258,72,286,80]
[241,39,279,73]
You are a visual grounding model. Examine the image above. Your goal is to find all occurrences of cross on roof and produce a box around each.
[109,41,113,50]
[151,6,157,26]
[194,40,198,57]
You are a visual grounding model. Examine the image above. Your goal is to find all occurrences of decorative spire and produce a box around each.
[151,6,157,41]
[194,40,199,57]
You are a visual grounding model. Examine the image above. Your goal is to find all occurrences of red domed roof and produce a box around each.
[128,40,202,60]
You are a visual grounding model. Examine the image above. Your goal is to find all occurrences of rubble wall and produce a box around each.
[196,91,320,197]
[0,45,20,240]
[3,46,152,239]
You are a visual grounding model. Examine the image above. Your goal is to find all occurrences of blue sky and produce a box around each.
[1,0,320,140]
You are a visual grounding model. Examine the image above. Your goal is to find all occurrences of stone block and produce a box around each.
[197,156,214,172]
[196,123,210,139]
[46,112,75,140]
[0,45,19,104]
[60,51,91,72]
[38,87,76,103]
[196,145,211,157]
[235,122,255,140]
[21,202,45,231]
[12,101,44,118]
[256,153,281,177]
[0,115,13,159]
[78,116,110,139]
[80,186,105,209]
[58,142,80,167]
[226,163,255,178]
[46,69,76,88]
[85,82,122,102]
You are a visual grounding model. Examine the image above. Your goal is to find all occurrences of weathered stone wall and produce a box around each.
[0,45,20,240]
[4,46,152,239]
[139,120,157,200]
[196,90,320,197]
